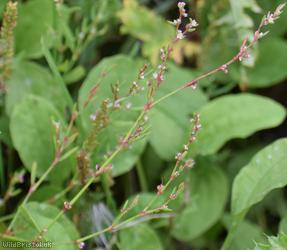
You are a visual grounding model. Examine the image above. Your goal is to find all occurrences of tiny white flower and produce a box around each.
[175,152,183,160]
[173,18,181,25]
[126,102,132,109]
[266,12,274,24]
[90,114,97,121]
[176,30,185,40]
[191,19,198,27]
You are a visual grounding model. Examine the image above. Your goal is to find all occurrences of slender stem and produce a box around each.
[0,234,29,242]
[70,178,94,205]
[7,158,60,231]
[135,159,148,192]
[77,208,161,242]
[153,85,185,106]
[77,227,110,242]
[0,213,14,223]
[221,223,237,250]
[220,212,246,250]
[47,181,78,204]
[100,173,117,213]
[41,38,73,108]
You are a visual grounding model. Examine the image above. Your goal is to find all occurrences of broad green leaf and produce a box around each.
[172,163,228,241]
[15,0,54,58]
[231,38,287,88]
[222,215,265,250]
[253,233,287,250]
[6,60,70,116]
[119,224,163,250]
[150,63,208,160]
[227,144,263,181]
[232,138,287,216]
[10,95,74,183]
[191,94,286,155]
[13,202,79,250]
[217,0,260,68]
[78,55,146,176]
[118,0,174,63]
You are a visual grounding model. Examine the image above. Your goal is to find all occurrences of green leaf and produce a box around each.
[227,144,264,181]
[119,224,163,250]
[118,0,174,63]
[10,95,74,183]
[78,55,146,176]
[13,202,79,250]
[217,0,260,37]
[253,233,287,250]
[172,162,228,241]
[191,94,286,155]
[15,0,54,58]
[63,66,86,85]
[6,60,70,116]
[231,38,287,88]
[149,64,208,160]
[232,138,287,216]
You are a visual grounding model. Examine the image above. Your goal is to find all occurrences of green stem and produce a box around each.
[221,212,245,250]
[101,173,117,213]
[77,227,110,242]
[0,234,28,242]
[136,159,148,192]
[221,224,237,250]
[0,213,14,223]
[7,158,60,231]
[34,112,146,238]
[152,85,185,106]
[41,38,73,108]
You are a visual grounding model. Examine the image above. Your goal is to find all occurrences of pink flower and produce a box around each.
[178,2,186,9]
